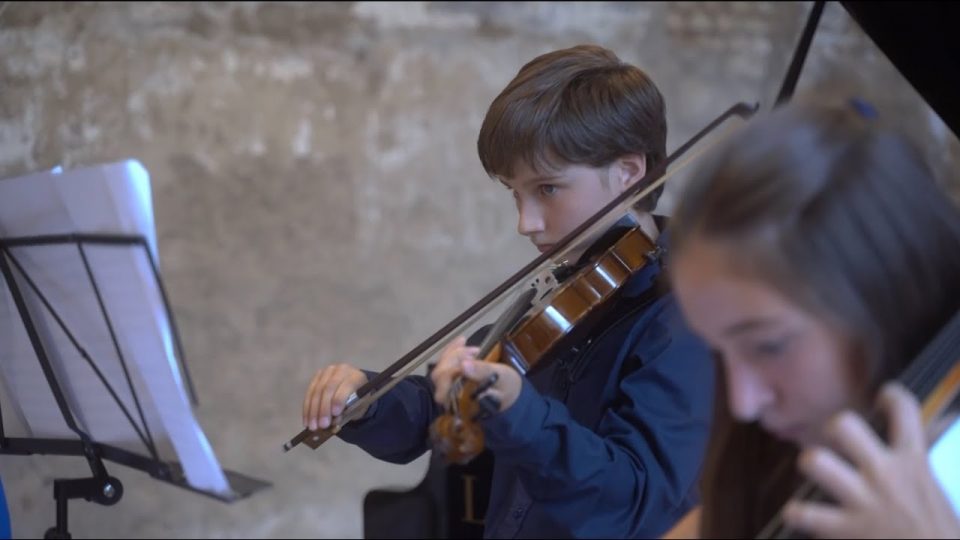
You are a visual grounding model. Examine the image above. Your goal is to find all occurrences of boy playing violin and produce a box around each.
[302,44,716,538]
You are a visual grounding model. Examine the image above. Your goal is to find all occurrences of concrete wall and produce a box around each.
[1,2,957,538]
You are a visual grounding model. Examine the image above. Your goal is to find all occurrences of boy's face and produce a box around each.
[498,156,645,258]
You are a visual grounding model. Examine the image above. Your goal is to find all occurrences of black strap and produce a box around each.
[775,1,826,107]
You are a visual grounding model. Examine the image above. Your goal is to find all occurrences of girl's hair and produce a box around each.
[668,97,960,537]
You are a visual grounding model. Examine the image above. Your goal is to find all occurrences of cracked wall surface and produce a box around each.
[1,2,957,538]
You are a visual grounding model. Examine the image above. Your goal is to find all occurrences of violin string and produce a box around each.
[762,373,949,538]
[762,354,943,538]
[759,309,960,538]
[449,378,461,416]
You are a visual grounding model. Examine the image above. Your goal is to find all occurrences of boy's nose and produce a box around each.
[517,203,545,236]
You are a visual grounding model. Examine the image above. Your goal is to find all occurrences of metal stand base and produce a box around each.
[43,475,123,540]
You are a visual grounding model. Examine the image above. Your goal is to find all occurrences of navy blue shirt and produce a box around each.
[339,227,715,538]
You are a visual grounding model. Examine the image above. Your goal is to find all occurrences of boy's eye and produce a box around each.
[538,184,558,196]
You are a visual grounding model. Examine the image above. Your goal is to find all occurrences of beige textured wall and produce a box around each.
[1,2,957,538]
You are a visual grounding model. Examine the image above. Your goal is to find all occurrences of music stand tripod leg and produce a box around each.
[44,469,123,540]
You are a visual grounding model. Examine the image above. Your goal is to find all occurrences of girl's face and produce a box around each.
[671,236,866,447]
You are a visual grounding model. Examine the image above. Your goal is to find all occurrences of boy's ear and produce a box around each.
[611,154,647,192]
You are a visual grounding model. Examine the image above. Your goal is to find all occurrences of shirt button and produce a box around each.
[512,508,524,519]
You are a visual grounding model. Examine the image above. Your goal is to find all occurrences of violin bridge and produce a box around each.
[644,245,664,263]
[526,266,562,310]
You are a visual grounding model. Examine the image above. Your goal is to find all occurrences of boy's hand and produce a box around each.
[431,336,522,413]
[303,363,369,431]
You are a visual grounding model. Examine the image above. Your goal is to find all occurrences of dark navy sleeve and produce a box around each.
[479,297,715,537]
[335,372,442,465]
[0,478,9,540]
[336,325,493,465]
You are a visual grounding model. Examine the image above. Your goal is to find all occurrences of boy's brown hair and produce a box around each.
[477,44,667,211]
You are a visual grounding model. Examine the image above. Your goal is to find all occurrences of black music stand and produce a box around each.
[0,231,269,538]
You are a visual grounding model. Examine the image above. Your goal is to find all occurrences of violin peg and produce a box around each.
[470,373,499,400]
[478,395,501,416]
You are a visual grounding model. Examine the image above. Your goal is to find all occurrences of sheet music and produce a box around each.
[0,160,230,496]
[930,415,960,515]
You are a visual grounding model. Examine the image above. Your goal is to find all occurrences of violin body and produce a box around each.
[430,225,662,465]
[506,227,659,375]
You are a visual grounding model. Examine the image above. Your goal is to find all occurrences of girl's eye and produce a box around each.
[748,338,789,361]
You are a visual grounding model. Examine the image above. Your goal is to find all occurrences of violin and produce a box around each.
[281,101,759,455]
[428,226,661,465]
[756,307,960,539]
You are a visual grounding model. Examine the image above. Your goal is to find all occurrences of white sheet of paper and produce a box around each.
[930,415,960,516]
[0,160,230,496]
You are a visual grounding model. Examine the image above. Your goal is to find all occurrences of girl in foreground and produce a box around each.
[667,98,960,538]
